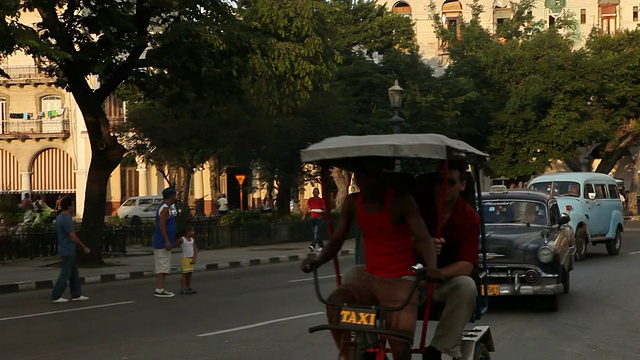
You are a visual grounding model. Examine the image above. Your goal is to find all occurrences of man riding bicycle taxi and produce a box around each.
[301,169,439,360]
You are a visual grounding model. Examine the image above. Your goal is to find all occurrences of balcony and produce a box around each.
[0,66,56,86]
[0,109,71,141]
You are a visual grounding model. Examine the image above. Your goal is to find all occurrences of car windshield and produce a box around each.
[122,199,136,207]
[530,181,580,197]
[482,200,548,226]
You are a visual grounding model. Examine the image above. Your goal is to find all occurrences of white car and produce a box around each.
[116,196,163,221]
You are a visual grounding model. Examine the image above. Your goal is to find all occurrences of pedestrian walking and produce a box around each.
[176,225,198,295]
[153,187,178,298]
[20,193,33,223]
[50,197,90,303]
[301,188,325,252]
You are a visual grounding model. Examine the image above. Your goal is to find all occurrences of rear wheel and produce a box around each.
[474,343,491,360]
[605,228,622,256]
[574,227,588,261]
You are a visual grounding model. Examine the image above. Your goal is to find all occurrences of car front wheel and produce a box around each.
[575,227,588,261]
[606,227,622,256]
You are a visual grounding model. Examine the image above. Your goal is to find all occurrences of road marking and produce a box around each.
[197,312,324,337]
[0,301,135,322]
[288,274,336,283]
[628,251,640,255]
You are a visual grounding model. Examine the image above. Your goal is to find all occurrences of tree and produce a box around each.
[0,0,239,263]
[582,30,640,174]
[120,7,251,221]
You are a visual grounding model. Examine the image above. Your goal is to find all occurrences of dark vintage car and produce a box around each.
[479,187,576,311]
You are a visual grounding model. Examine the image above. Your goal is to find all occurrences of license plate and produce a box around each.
[480,284,501,296]
[339,307,377,327]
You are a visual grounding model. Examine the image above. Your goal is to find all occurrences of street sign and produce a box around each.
[235,174,246,186]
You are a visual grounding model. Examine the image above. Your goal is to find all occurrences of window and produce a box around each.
[0,97,6,121]
[584,184,595,199]
[138,198,154,206]
[482,200,548,226]
[608,184,619,199]
[392,1,412,18]
[527,10,533,17]
[549,15,556,27]
[41,95,62,112]
[594,184,607,199]
[530,181,580,197]
[634,6,638,22]
[581,9,587,24]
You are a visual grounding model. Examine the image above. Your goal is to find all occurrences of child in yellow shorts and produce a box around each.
[176,225,198,295]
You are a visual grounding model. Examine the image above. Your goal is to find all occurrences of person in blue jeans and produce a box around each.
[50,197,91,303]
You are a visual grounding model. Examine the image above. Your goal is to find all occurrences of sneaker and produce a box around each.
[308,244,314,252]
[154,289,175,298]
[186,288,197,295]
[316,247,324,252]
[71,295,89,301]
[51,298,69,304]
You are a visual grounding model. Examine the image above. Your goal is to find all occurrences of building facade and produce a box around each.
[385,0,640,66]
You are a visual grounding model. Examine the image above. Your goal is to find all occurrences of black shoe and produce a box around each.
[423,346,442,360]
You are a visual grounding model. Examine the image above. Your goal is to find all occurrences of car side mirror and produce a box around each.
[588,193,596,200]
[558,213,570,226]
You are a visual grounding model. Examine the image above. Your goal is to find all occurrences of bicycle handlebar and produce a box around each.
[311,263,444,312]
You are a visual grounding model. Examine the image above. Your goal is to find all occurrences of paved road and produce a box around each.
[2,223,640,360]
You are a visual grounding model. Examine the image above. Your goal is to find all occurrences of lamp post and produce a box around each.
[388,80,405,134]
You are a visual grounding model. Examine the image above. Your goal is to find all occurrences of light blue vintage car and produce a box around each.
[527,172,624,261]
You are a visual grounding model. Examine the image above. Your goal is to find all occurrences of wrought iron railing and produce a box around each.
[1,66,52,80]
[0,119,70,135]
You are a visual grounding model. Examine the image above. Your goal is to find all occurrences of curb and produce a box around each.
[0,249,356,295]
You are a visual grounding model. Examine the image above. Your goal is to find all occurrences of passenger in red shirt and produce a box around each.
[301,188,325,252]
[301,170,438,360]
[419,161,480,360]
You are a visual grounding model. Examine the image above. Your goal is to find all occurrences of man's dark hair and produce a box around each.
[60,197,74,211]
[446,160,468,181]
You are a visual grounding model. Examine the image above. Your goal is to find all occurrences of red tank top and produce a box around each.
[356,189,415,278]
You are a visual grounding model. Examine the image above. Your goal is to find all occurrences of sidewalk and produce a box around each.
[0,239,356,295]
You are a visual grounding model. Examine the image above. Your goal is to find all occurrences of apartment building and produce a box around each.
[386,0,639,65]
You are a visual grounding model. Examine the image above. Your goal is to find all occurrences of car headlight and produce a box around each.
[537,246,554,264]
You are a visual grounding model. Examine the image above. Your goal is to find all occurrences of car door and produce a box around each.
[586,183,609,236]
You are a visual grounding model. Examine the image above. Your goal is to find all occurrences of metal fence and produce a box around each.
[0,216,348,260]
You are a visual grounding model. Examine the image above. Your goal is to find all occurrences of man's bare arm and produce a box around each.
[159,207,171,249]
[69,231,89,252]
[315,194,356,266]
[402,194,437,270]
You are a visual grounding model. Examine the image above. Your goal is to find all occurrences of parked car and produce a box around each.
[116,196,163,222]
[528,172,624,260]
[480,187,575,311]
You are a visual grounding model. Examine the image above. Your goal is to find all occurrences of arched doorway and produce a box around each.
[31,148,76,206]
[0,149,20,194]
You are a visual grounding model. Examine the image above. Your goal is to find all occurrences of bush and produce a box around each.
[218,210,273,226]
[0,197,24,226]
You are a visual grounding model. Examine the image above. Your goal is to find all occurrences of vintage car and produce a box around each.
[480,187,575,311]
[528,172,624,261]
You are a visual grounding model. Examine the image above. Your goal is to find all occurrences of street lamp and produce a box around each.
[388,80,405,134]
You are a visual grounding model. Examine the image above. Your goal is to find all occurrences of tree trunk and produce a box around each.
[181,167,193,216]
[276,174,293,218]
[331,168,351,209]
[208,157,221,214]
[79,140,125,265]
[595,152,624,174]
